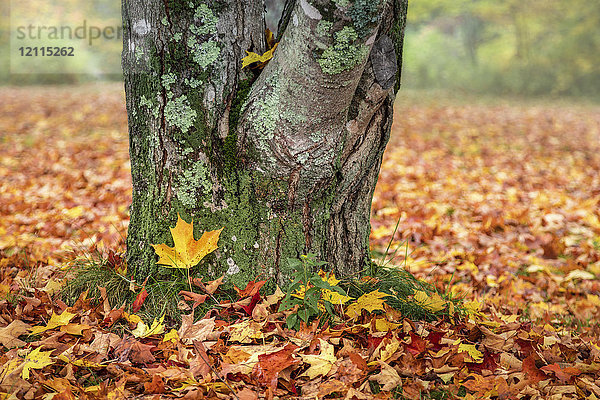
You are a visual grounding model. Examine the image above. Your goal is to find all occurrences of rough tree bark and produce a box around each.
[122,0,408,287]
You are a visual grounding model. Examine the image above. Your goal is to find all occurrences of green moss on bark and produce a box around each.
[223,78,252,173]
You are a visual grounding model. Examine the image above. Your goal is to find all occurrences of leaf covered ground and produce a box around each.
[1,85,599,399]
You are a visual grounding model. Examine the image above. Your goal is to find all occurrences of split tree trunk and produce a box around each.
[122,0,408,287]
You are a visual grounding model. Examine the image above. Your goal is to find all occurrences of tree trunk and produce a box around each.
[122,0,408,287]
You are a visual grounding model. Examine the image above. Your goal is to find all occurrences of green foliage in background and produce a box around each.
[403,0,600,97]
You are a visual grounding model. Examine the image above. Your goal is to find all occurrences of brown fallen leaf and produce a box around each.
[144,374,165,394]
[205,275,224,294]
[371,361,402,391]
[179,290,208,309]
[178,315,216,344]
[237,388,259,400]
[0,320,30,348]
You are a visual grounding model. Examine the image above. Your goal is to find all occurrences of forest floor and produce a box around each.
[1,84,599,399]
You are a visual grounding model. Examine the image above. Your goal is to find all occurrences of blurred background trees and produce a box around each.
[404,0,600,96]
[2,0,599,98]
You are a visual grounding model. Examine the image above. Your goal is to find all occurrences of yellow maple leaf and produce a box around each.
[228,320,264,344]
[457,342,483,362]
[151,214,223,269]
[301,339,337,379]
[58,354,103,368]
[132,315,165,338]
[163,329,180,343]
[378,335,401,362]
[21,347,54,379]
[322,289,352,305]
[241,43,278,69]
[30,310,76,335]
[346,290,389,318]
[414,290,446,312]
[464,300,484,318]
[374,318,400,332]
[123,312,142,325]
[318,270,340,287]
[42,278,65,296]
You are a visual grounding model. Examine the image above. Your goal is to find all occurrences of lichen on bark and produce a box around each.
[317,26,369,75]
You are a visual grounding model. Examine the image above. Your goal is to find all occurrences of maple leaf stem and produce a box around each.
[186,267,192,292]
[193,342,240,400]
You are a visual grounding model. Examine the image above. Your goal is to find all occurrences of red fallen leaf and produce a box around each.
[541,363,580,382]
[466,350,499,374]
[427,330,445,351]
[515,337,535,358]
[234,278,267,298]
[132,288,148,313]
[405,331,427,356]
[179,290,208,309]
[368,334,386,353]
[144,374,165,394]
[106,250,123,269]
[522,355,547,383]
[252,343,299,389]
[241,291,261,315]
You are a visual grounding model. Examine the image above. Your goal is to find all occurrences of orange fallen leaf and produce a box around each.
[252,343,299,389]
